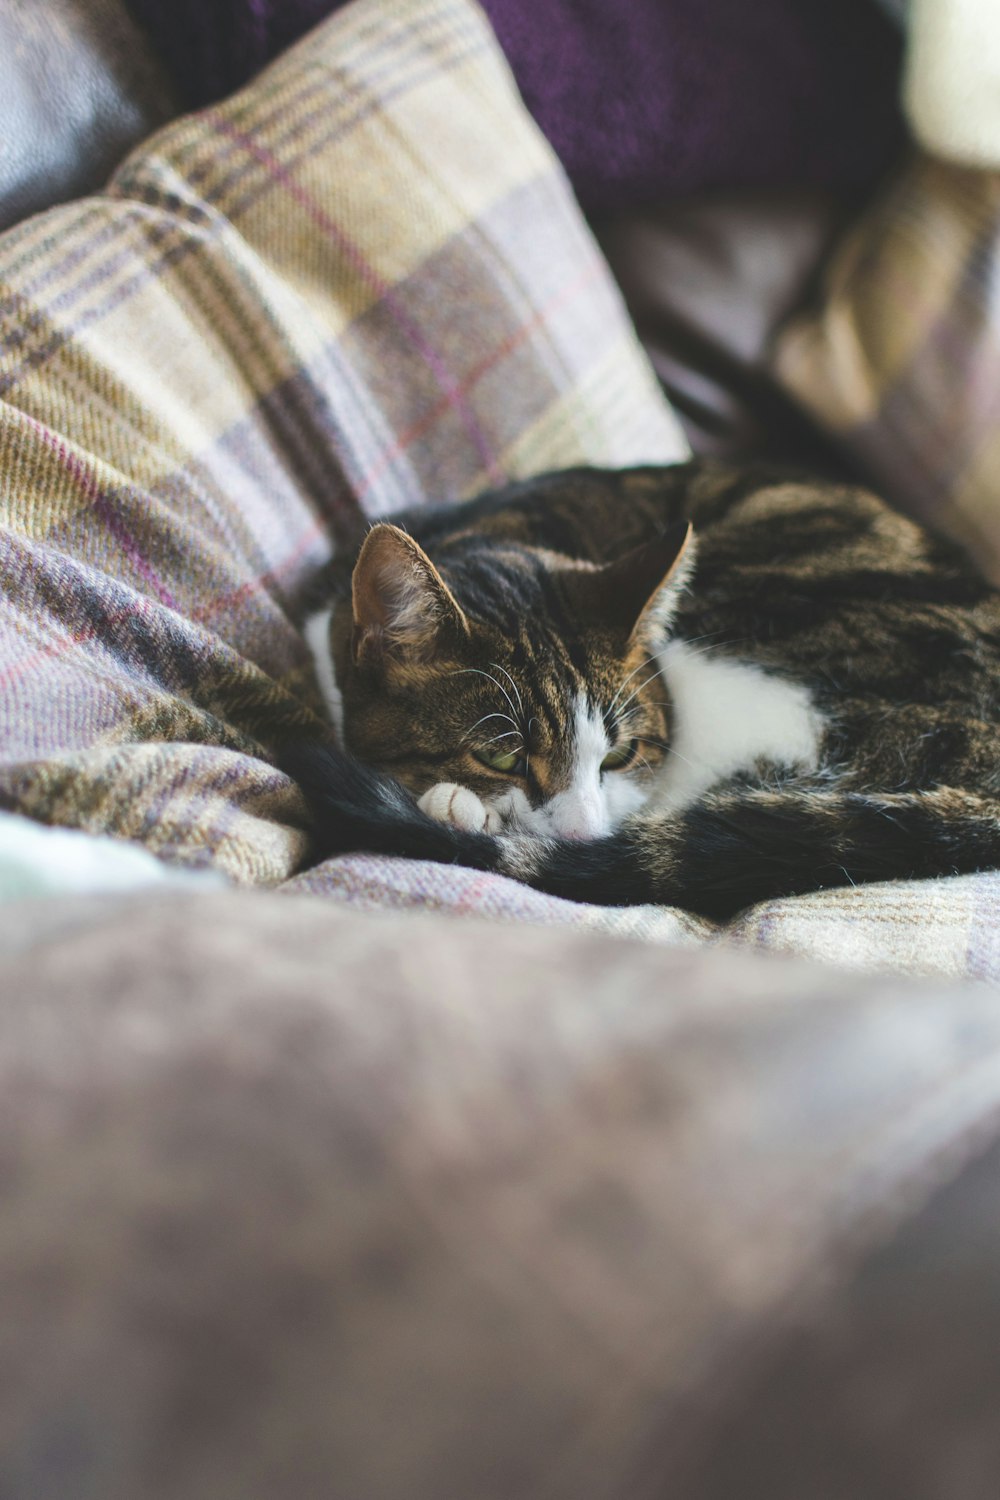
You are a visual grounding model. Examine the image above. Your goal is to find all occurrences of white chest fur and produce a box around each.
[303,606,345,740]
[652,640,824,813]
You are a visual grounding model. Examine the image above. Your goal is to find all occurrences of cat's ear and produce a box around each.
[351,523,469,667]
[626,522,695,643]
[573,522,695,642]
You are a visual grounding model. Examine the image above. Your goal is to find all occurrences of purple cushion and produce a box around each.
[127,0,904,213]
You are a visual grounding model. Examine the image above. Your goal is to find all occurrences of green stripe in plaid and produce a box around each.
[0,0,687,883]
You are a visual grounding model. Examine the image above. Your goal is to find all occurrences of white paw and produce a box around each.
[418,782,503,834]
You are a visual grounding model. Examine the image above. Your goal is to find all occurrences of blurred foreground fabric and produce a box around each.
[3,890,1000,1499]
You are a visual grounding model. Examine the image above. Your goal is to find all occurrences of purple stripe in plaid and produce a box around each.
[0,33,492,399]
[24,416,180,611]
[0,507,325,699]
[0,220,196,397]
[348,255,605,506]
[0,11,485,368]
[205,111,506,486]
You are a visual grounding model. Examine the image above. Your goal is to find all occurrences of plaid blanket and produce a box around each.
[0,0,686,884]
[2,0,998,981]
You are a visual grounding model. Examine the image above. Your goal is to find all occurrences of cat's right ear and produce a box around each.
[351,523,469,668]
[627,522,696,645]
[572,522,695,643]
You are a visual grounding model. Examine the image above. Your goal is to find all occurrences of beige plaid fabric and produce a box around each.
[283,853,1000,983]
[3,0,998,978]
[772,151,1000,582]
[0,0,687,884]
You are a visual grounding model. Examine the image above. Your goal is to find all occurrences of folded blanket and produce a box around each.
[126,0,905,212]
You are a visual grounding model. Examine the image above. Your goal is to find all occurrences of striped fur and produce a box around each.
[293,458,1000,917]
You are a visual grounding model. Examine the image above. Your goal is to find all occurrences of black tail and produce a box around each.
[516,785,1000,918]
[284,746,1000,919]
[280,741,499,871]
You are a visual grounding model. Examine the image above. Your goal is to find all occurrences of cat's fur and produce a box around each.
[288,460,1000,918]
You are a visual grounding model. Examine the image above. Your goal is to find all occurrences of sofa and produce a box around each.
[3,1,1000,1495]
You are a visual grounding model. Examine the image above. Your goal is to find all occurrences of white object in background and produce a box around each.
[0,811,225,903]
[904,0,1000,168]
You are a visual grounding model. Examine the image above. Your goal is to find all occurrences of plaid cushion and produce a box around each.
[771,151,1000,582]
[0,0,687,884]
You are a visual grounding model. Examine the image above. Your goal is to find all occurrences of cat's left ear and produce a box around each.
[351,523,469,668]
[576,522,695,643]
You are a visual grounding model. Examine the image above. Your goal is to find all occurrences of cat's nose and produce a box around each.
[548,806,609,841]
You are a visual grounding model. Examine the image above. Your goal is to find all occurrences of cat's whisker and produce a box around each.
[482,665,520,724]
[612,668,666,723]
[490,661,524,718]
[607,653,660,717]
[450,667,524,729]
[463,711,518,740]
[678,635,749,661]
[480,730,523,747]
[665,745,700,772]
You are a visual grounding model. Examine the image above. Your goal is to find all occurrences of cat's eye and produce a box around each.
[473,746,526,776]
[601,738,639,772]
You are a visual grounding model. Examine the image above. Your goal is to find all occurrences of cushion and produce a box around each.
[0,0,687,885]
[771,152,1000,582]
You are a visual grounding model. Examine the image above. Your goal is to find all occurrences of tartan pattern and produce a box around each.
[2,0,996,978]
[283,854,1000,984]
[772,151,1000,583]
[0,0,687,884]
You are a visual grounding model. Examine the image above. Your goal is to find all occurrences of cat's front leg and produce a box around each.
[418,782,505,835]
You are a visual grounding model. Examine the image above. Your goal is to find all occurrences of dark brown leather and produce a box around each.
[0,0,178,233]
[595,192,858,473]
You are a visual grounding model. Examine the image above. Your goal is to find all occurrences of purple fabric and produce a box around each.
[126,0,903,212]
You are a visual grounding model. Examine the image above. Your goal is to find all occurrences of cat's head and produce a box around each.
[329,521,694,839]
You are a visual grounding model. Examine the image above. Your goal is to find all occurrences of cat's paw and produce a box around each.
[418,782,503,834]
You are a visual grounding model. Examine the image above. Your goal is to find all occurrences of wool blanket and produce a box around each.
[1,0,997,982]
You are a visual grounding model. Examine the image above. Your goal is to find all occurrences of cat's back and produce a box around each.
[676,471,1000,713]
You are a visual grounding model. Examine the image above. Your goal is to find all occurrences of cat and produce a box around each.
[288,459,1000,918]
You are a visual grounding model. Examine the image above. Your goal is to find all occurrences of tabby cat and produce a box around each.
[290,460,1000,918]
